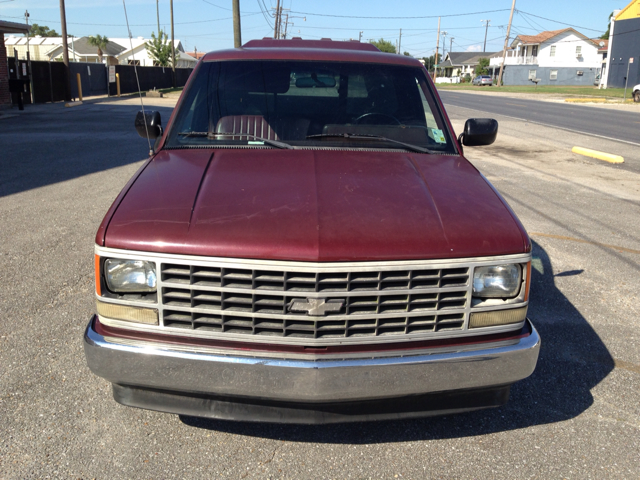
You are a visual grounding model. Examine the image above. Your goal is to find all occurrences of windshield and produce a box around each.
[166,60,455,153]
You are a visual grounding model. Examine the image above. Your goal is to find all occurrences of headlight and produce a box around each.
[473,264,521,298]
[104,259,157,293]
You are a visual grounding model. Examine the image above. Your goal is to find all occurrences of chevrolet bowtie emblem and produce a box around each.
[289,298,344,316]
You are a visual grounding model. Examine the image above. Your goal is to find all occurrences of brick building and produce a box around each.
[1,20,31,110]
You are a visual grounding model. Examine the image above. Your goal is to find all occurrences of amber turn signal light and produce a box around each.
[96,300,159,325]
[469,306,528,328]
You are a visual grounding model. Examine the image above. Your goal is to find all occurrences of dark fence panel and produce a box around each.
[8,60,194,103]
[70,62,108,98]
[108,65,194,95]
[30,61,68,103]
[176,68,194,87]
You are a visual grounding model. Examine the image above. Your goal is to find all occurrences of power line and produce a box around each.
[516,10,602,33]
[200,0,232,11]
[286,8,510,20]
[9,12,263,27]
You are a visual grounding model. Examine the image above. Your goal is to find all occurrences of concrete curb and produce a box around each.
[64,101,83,108]
[571,146,624,164]
[565,98,634,104]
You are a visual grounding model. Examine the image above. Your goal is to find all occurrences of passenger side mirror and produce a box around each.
[460,118,498,147]
[135,111,163,139]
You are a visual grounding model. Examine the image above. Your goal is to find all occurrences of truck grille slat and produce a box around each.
[159,263,469,340]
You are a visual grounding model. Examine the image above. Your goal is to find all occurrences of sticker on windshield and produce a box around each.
[431,128,446,144]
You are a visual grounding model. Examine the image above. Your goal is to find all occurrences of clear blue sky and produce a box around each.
[0,0,619,57]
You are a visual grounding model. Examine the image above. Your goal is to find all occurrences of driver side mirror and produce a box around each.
[135,110,163,139]
[460,118,498,147]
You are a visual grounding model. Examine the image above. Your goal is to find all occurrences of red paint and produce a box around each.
[93,315,531,356]
[104,149,527,261]
[202,47,422,68]
[243,38,380,52]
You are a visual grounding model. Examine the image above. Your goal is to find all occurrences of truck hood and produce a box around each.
[103,149,527,261]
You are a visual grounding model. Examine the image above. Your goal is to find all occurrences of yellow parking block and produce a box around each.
[565,98,607,103]
[571,146,624,164]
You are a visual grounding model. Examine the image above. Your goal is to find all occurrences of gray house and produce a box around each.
[439,52,497,79]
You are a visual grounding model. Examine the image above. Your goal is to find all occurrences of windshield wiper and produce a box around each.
[306,133,436,154]
[178,131,293,149]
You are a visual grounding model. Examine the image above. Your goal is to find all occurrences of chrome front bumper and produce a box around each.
[84,318,540,423]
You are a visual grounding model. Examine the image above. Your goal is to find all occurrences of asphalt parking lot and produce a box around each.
[1,96,639,479]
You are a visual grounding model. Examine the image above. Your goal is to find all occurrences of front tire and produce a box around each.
[634,91,640,103]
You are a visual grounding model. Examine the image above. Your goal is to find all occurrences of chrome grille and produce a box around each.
[159,264,469,339]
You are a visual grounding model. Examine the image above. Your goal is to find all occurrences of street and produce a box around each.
[439,89,640,159]
[1,94,639,479]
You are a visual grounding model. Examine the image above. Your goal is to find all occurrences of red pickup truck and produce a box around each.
[84,38,539,424]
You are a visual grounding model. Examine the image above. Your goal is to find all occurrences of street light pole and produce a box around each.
[433,17,440,81]
[441,31,447,59]
[481,19,490,52]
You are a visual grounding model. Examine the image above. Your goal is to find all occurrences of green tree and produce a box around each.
[146,30,173,67]
[403,51,412,57]
[370,38,396,53]
[475,58,490,75]
[87,34,109,63]
[421,53,440,72]
[601,11,614,40]
[30,23,59,37]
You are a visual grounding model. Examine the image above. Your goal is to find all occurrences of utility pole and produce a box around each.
[434,17,440,81]
[398,28,402,54]
[283,13,289,39]
[232,0,242,47]
[273,0,281,39]
[497,0,516,88]
[156,0,160,34]
[450,37,454,55]
[59,0,71,101]
[481,19,490,52]
[170,0,176,86]
[358,31,363,42]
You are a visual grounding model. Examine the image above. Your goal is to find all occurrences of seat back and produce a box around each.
[215,115,310,141]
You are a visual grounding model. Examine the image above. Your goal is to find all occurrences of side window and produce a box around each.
[550,45,556,57]
[347,75,368,98]
[550,70,558,80]
[576,46,582,56]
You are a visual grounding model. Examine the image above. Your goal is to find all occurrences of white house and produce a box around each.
[489,28,601,85]
[110,37,196,68]
[5,35,63,61]
[6,35,196,68]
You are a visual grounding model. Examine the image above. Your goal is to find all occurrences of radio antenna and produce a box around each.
[122,0,153,156]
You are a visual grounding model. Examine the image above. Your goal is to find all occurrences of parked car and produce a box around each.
[472,75,493,86]
[633,84,640,102]
[84,38,540,424]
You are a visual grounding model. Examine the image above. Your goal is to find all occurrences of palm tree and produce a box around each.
[87,35,109,63]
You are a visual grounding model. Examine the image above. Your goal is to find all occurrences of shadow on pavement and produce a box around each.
[0,101,174,198]
[180,241,614,442]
